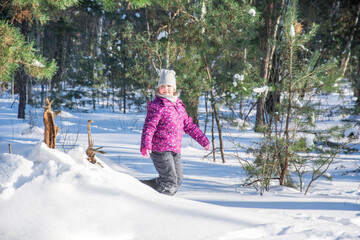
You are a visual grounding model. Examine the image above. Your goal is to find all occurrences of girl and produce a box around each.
[140,70,210,195]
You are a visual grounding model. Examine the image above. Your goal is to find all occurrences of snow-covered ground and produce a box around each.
[0,87,359,240]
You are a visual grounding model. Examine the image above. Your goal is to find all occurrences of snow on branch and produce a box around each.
[253,86,269,94]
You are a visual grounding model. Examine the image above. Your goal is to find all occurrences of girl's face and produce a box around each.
[159,85,174,96]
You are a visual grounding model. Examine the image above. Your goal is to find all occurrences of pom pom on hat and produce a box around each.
[158,70,176,91]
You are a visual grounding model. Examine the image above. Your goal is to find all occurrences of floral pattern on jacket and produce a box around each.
[141,96,209,153]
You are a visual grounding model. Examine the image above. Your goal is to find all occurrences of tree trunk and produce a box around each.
[255,97,264,132]
[255,0,284,131]
[203,50,225,162]
[12,77,14,101]
[255,2,273,131]
[355,55,360,98]
[182,96,200,126]
[53,17,65,89]
[204,91,209,134]
[16,20,28,119]
[27,77,33,105]
[210,86,226,163]
[166,11,171,68]
[96,16,104,56]
[121,33,127,113]
[340,3,360,78]
[280,41,294,186]
[211,110,216,162]
[123,77,126,113]
[41,81,45,106]
[16,68,27,119]
[112,73,115,112]
[265,44,283,124]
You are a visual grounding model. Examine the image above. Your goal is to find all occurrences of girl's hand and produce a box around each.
[204,144,210,151]
[141,148,152,158]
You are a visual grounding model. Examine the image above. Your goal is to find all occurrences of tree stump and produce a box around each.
[43,98,61,149]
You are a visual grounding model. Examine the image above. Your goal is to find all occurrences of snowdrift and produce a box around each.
[0,142,260,240]
[1,142,359,240]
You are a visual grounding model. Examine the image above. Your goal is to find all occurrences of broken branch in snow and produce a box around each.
[43,98,61,149]
[86,120,106,165]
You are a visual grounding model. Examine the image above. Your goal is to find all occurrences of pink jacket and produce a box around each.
[141,96,209,153]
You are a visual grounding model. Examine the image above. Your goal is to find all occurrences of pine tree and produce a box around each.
[0,20,57,83]
[297,0,360,112]
[0,0,151,117]
[242,0,343,193]
[169,0,260,162]
[0,0,79,118]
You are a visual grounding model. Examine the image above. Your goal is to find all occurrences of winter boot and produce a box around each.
[140,178,158,190]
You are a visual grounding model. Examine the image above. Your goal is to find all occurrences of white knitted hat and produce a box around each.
[158,70,176,91]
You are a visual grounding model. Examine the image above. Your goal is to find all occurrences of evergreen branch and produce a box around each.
[179,9,199,22]
[291,62,336,91]
[157,8,181,32]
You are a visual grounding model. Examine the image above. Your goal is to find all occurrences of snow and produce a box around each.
[233,74,244,82]
[253,86,269,94]
[305,135,315,148]
[248,9,256,17]
[32,60,45,68]
[293,97,303,107]
[157,31,168,40]
[233,74,244,87]
[0,86,360,239]
[290,25,296,37]
[345,126,359,138]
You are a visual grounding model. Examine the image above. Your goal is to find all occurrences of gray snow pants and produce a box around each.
[150,151,182,196]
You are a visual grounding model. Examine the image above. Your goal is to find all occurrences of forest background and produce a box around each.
[1,0,360,191]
